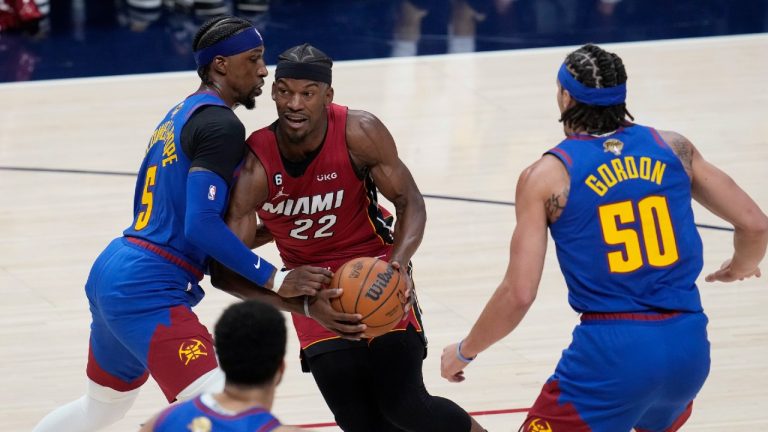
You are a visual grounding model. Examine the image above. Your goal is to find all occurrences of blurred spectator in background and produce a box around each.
[391,0,492,56]
[0,0,44,32]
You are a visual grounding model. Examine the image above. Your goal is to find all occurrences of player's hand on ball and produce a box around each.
[276,266,333,297]
[440,343,468,383]
[310,288,366,340]
[390,260,414,317]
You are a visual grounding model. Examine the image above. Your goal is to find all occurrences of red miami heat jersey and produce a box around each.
[248,103,420,348]
[249,103,392,268]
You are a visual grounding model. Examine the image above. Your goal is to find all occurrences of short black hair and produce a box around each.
[214,300,287,387]
[560,44,634,134]
[192,15,255,84]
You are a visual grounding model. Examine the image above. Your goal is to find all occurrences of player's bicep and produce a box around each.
[185,107,247,181]
[502,163,551,300]
[348,111,421,203]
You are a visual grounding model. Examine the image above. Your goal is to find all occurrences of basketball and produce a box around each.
[329,257,407,338]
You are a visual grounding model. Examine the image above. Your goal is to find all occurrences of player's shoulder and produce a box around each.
[346,109,384,132]
[516,154,570,201]
[655,129,695,173]
[191,105,243,130]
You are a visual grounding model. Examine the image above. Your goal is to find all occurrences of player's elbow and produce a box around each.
[738,208,768,238]
[184,214,208,249]
[501,282,537,310]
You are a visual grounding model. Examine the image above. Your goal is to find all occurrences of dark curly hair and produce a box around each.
[560,44,634,135]
[214,300,287,387]
[192,15,254,84]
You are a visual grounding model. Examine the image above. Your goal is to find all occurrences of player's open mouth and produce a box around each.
[283,114,307,128]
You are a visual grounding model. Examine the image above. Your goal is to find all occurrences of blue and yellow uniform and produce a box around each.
[523,124,711,432]
[152,394,281,431]
[85,92,242,401]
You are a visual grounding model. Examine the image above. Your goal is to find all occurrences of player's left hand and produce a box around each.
[705,258,762,282]
[440,342,468,383]
[276,266,333,297]
[390,260,414,319]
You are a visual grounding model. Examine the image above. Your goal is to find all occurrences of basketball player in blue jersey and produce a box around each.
[441,43,768,431]
[140,300,314,432]
[33,16,332,432]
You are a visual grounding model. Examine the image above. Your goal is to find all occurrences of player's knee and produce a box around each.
[87,379,141,404]
[382,393,472,432]
[175,367,225,401]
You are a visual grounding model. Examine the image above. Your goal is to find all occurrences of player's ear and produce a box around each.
[561,88,575,110]
[211,55,227,76]
[325,85,334,106]
[271,82,277,101]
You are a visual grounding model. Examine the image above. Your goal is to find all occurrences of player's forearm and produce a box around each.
[459,282,534,359]
[390,193,426,265]
[731,223,768,272]
[210,265,303,315]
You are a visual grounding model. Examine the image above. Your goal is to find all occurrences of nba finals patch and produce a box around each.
[603,138,624,156]
[187,416,212,432]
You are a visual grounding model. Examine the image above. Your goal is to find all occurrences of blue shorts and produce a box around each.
[521,311,710,432]
[85,238,217,401]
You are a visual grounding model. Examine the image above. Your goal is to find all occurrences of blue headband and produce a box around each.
[193,27,263,68]
[557,63,626,106]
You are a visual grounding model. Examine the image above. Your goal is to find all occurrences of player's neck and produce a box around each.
[214,384,274,412]
[277,119,328,162]
[196,83,235,109]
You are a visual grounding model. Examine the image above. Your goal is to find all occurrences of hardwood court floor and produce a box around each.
[1,34,767,431]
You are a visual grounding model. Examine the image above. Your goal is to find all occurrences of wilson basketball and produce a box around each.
[329,257,407,338]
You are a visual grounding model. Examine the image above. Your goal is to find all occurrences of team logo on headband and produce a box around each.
[603,139,624,156]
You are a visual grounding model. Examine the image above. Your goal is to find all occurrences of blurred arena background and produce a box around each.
[1,0,768,82]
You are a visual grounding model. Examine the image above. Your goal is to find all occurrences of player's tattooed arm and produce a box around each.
[659,130,693,178]
[544,184,569,222]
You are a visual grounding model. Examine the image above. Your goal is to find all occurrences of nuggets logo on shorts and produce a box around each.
[527,418,553,432]
[178,339,208,365]
[187,416,212,432]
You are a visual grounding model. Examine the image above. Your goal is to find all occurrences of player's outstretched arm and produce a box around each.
[441,156,560,383]
[346,110,426,306]
[663,131,768,282]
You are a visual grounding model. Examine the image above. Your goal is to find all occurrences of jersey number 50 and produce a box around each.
[598,196,679,273]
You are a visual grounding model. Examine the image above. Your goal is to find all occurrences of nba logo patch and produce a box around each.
[208,185,216,201]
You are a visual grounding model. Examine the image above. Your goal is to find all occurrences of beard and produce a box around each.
[243,97,256,110]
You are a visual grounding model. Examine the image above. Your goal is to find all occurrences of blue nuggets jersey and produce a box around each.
[153,394,281,431]
[122,92,228,277]
[547,124,704,313]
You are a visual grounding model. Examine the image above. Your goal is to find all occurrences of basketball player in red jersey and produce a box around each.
[211,43,485,431]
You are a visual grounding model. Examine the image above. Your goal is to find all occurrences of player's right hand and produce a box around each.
[310,288,366,340]
[276,266,333,297]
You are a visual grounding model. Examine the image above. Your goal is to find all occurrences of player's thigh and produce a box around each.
[369,324,428,399]
[98,281,215,400]
[306,347,398,431]
[87,305,149,391]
